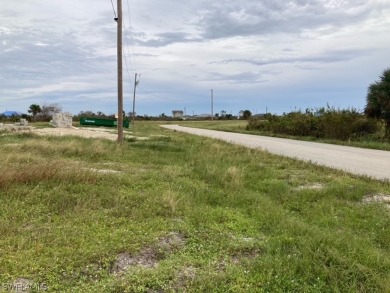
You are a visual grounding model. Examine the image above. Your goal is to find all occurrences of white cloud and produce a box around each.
[0,0,389,115]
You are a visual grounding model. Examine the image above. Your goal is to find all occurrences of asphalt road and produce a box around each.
[161,125,390,181]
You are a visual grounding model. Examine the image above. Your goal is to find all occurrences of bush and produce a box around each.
[320,109,358,140]
[247,108,380,141]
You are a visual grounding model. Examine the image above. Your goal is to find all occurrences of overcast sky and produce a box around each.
[1,0,389,116]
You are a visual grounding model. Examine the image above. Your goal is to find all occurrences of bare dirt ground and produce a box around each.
[0,125,128,141]
[33,127,121,141]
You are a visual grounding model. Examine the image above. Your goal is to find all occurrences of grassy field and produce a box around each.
[1,122,389,292]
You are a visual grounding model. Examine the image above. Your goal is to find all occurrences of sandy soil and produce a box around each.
[32,127,126,141]
[0,125,129,141]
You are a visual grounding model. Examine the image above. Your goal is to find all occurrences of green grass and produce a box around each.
[0,122,389,292]
[172,120,248,133]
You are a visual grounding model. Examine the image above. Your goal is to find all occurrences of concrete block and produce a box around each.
[50,112,73,128]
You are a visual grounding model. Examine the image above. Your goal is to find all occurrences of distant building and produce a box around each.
[195,114,212,119]
[252,113,266,119]
[172,110,184,118]
[1,111,23,117]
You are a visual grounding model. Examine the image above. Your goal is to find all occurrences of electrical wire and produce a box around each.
[110,0,134,108]
[138,88,204,102]
[122,47,132,84]
[123,20,135,75]
[121,0,137,95]
[110,0,117,19]
[125,0,137,71]
[110,1,204,106]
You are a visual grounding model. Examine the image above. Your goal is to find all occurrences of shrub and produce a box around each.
[247,108,380,141]
[351,118,380,137]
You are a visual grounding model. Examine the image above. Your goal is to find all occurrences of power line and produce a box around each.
[125,0,137,71]
[121,0,137,110]
[122,47,132,85]
[122,20,135,75]
[110,0,117,19]
[110,0,208,114]
[121,19,132,81]
[110,0,136,120]
[138,88,205,102]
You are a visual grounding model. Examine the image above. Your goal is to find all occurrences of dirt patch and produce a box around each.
[111,232,186,275]
[0,125,33,132]
[1,125,146,141]
[215,247,262,273]
[231,248,263,265]
[295,183,325,191]
[174,266,197,290]
[362,194,390,208]
[84,168,122,174]
[33,127,119,141]
[112,248,158,273]
[1,143,21,148]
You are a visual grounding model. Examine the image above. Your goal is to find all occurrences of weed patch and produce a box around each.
[111,232,186,274]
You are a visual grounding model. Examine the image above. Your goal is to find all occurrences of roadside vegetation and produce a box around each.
[176,69,390,152]
[245,107,390,151]
[175,109,390,151]
[1,122,389,292]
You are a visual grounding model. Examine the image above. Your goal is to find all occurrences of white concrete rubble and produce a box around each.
[50,112,73,128]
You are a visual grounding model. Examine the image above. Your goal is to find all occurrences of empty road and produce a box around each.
[162,125,390,181]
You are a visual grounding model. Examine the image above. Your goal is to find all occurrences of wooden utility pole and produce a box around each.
[211,89,214,120]
[132,73,139,127]
[117,0,124,143]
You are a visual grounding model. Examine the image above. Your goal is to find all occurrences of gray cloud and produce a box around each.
[211,48,375,67]
[196,0,389,40]
[133,32,201,47]
[203,71,268,84]
[0,13,117,92]
[1,0,389,115]
[122,0,390,48]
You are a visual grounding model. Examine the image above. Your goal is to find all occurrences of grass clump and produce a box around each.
[0,122,389,292]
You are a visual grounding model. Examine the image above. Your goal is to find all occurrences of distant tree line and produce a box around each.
[6,67,389,137]
[1,103,255,123]
[247,107,381,140]
[0,103,63,122]
[248,68,390,140]
[73,111,182,121]
[28,103,62,121]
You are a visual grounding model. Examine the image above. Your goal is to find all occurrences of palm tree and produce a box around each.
[365,69,390,137]
[28,104,42,121]
[242,110,252,120]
